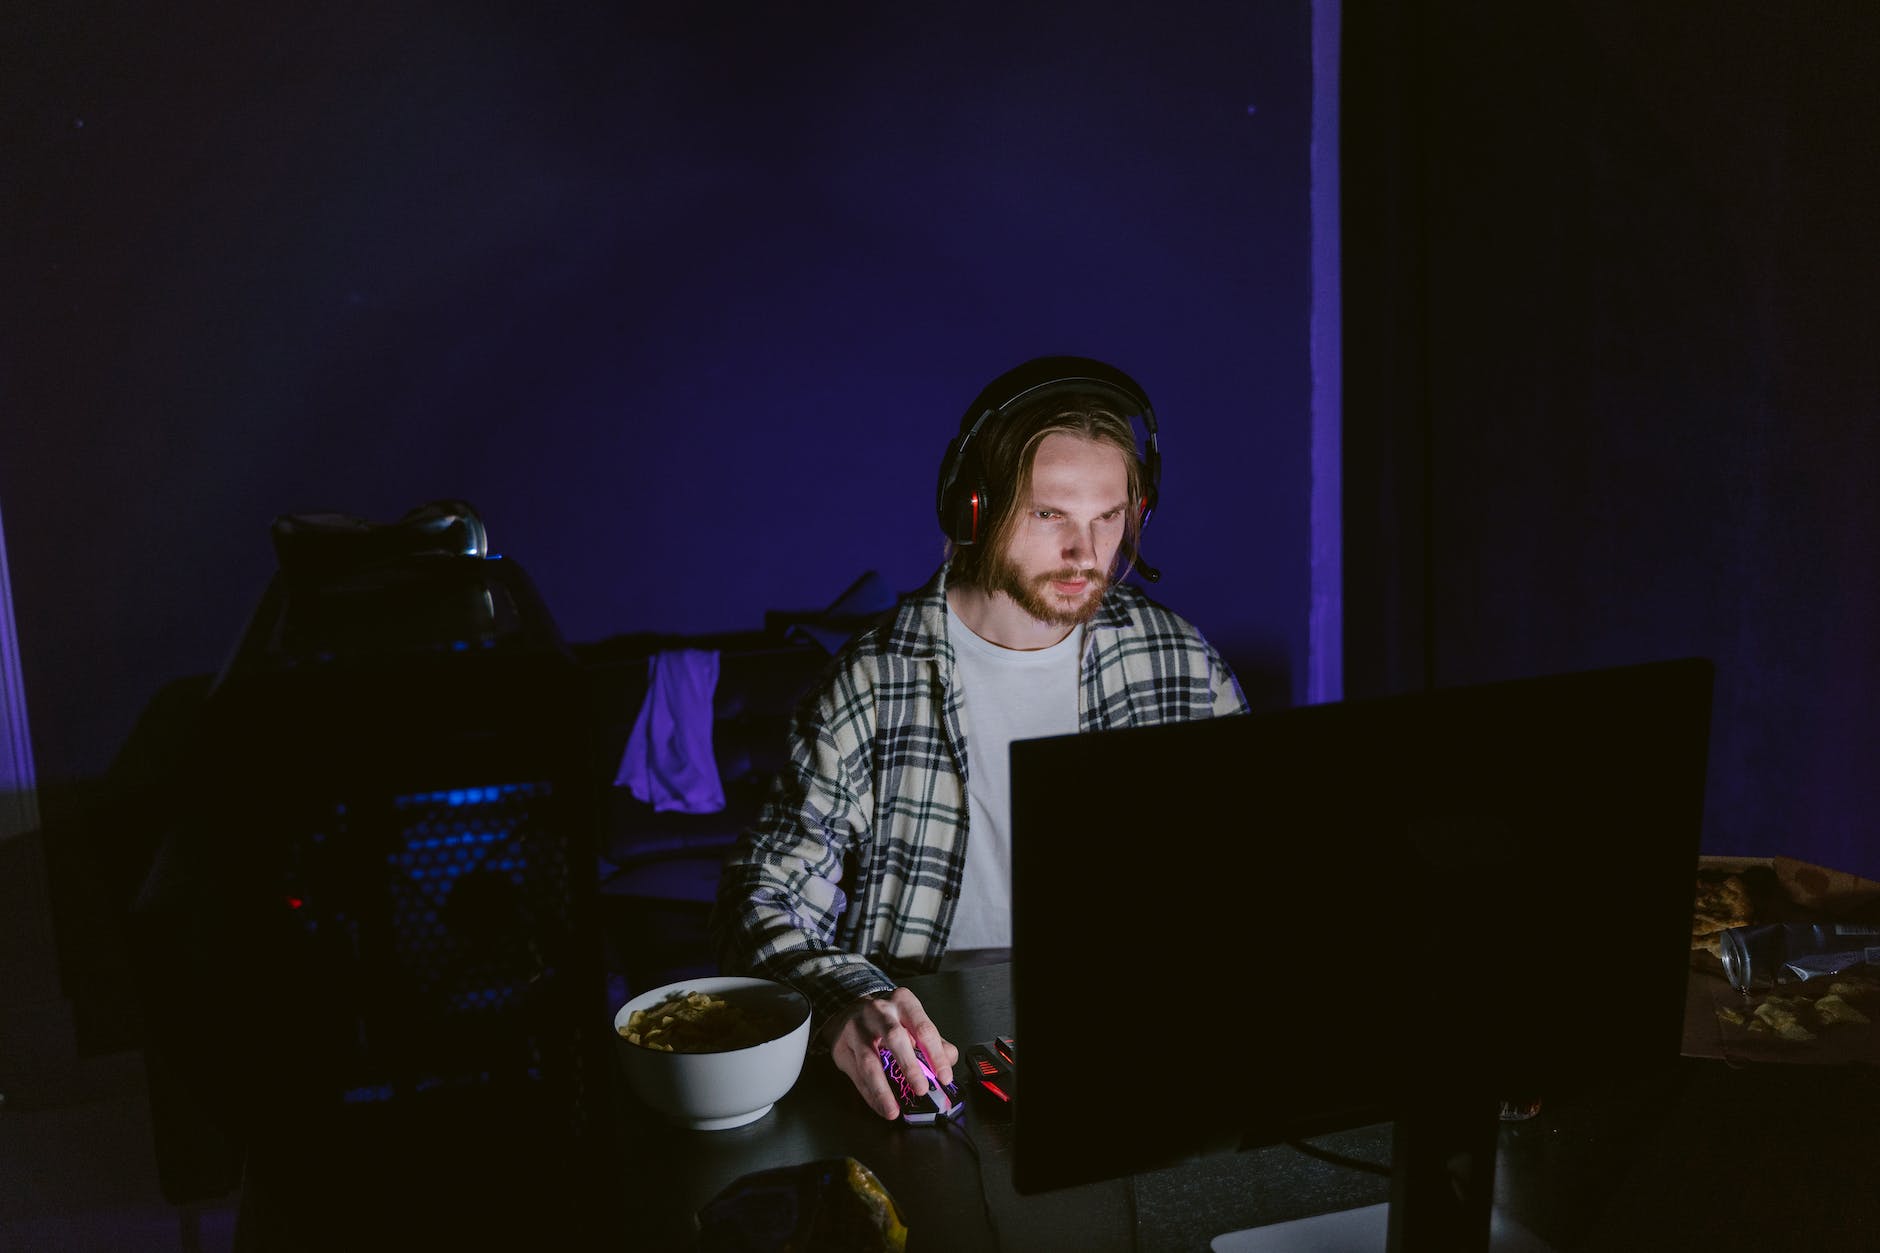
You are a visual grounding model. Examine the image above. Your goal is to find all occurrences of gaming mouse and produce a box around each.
[877,1042,964,1125]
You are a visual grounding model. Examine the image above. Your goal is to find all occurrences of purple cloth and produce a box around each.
[615,648,726,813]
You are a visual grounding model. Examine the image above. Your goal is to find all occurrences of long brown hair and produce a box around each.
[945,393,1145,590]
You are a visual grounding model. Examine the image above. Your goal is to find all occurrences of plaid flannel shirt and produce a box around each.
[710,564,1250,1030]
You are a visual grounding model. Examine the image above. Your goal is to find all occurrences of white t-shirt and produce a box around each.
[943,613,1083,950]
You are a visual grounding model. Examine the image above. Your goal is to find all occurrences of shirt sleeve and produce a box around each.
[709,655,898,1034]
[1206,637,1253,717]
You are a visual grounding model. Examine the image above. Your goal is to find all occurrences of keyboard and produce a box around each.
[963,1035,1016,1113]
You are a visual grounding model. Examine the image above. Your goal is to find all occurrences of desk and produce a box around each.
[611,964,1880,1251]
[614,963,1142,1252]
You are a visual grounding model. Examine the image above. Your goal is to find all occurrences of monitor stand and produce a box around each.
[1214,1095,1556,1253]
[1210,1202,1556,1253]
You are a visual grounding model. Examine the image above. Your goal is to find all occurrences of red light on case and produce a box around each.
[981,1081,1010,1103]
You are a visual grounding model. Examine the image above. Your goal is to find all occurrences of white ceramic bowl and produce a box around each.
[613,975,812,1130]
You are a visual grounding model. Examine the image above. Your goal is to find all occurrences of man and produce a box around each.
[712,357,1249,1119]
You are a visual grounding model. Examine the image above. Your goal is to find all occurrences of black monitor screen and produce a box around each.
[1009,658,1713,1203]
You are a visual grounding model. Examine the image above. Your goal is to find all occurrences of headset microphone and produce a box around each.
[1134,558,1162,584]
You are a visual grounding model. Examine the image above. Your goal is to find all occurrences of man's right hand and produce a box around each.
[822,986,960,1121]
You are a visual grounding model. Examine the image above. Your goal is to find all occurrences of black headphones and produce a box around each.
[934,355,1163,580]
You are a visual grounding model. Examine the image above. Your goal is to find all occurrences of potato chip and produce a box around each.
[1751,1000,1816,1041]
[618,990,790,1053]
[1816,994,1871,1026]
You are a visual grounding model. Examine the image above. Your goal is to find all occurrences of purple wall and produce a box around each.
[4,2,1314,785]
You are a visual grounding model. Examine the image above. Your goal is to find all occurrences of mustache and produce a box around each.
[1035,568,1105,587]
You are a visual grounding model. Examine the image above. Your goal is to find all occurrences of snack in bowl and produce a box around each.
[620,989,792,1053]
[613,975,811,1130]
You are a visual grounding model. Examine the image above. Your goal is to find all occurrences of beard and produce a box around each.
[988,557,1112,629]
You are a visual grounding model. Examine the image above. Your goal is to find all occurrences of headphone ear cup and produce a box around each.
[939,434,990,545]
[937,437,963,542]
[954,479,987,545]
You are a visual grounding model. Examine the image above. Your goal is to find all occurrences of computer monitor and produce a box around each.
[1009,658,1714,1252]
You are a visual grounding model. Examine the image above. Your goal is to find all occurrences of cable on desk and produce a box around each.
[1284,1136,1393,1178]
[939,1114,1005,1253]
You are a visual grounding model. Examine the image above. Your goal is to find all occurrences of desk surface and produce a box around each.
[610,963,1880,1252]
[613,963,1150,1252]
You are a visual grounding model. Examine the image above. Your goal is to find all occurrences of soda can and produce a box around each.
[1718,922,1880,991]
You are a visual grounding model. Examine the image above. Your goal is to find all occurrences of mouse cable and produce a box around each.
[938,1114,1005,1253]
[1284,1136,1392,1178]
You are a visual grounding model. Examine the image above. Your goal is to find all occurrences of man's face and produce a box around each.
[986,432,1132,629]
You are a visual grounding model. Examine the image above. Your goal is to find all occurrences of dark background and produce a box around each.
[1342,2,1879,880]
[2,0,1311,808]
[6,10,1879,1244]
[5,0,1878,900]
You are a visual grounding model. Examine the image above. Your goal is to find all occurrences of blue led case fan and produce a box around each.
[277,780,583,1117]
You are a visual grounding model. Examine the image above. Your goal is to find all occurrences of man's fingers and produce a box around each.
[863,1069,901,1121]
[909,1028,949,1087]
[834,1026,907,1120]
[825,988,961,1118]
[892,1004,954,1088]
[925,1030,959,1085]
[876,1024,930,1097]
[840,1048,900,1120]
